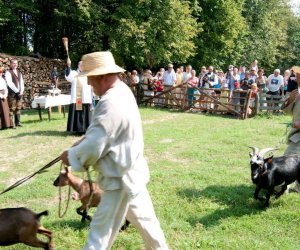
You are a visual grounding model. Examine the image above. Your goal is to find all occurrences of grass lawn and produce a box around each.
[0,108,299,250]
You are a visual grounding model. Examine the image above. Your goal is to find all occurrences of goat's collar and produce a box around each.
[260,169,268,177]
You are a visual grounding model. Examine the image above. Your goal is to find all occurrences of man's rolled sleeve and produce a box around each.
[67,126,109,172]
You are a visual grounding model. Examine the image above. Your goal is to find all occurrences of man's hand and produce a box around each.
[67,57,71,67]
[60,150,70,166]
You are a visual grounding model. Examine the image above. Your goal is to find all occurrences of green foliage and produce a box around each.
[109,0,199,69]
[0,0,299,70]
[240,0,284,72]
[191,0,247,69]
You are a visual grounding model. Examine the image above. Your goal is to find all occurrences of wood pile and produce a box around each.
[0,53,71,109]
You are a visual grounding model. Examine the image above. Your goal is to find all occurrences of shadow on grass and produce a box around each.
[21,117,65,124]
[7,130,71,138]
[48,219,89,231]
[177,184,267,228]
[139,106,239,120]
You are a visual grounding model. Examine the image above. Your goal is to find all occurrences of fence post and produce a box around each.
[254,93,259,116]
[136,83,141,105]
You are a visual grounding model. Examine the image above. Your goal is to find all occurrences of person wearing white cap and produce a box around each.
[60,51,169,250]
[282,65,300,193]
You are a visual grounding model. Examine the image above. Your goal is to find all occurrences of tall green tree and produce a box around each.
[240,0,299,72]
[0,0,35,55]
[192,0,247,70]
[108,0,199,69]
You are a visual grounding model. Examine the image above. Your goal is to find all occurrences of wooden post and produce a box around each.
[37,104,42,121]
[48,107,51,120]
[243,90,252,119]
[62,106,65,118]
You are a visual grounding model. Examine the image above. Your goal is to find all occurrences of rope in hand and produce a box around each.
[85,168,95,215]
[0,156,61,196]
[273,122,292,149]
[58,162,71,218]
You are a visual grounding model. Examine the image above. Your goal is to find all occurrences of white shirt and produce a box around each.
[267,74,284,92]
[5,69,25,95]
[65,69,92,104]
[182,72,191,83]
[163,70,176,86]
[68,81,150,196]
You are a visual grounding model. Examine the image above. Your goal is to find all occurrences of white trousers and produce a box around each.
[83,187,169,250]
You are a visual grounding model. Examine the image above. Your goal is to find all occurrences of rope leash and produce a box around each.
[85,167,94,214]
[58,162,71,218]
[0,156,61,196]
[273,122,292,149]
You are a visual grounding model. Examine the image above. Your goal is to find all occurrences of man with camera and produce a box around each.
[5,59,25,128]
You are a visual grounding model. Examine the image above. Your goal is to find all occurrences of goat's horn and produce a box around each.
[249,146,259,155]
[258,148,278,158]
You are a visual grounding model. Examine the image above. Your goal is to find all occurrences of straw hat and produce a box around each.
[291,66,300,74]
[78,51,125,77]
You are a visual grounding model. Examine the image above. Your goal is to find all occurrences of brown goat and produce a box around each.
[0,207,54,250]
[53,167,130,230]
[53,167,103,222]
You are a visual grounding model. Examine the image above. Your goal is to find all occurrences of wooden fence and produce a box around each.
[133,83,253,119]
[256,93,285,113]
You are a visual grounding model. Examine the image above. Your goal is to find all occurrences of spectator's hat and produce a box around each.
[228,65,234,70]
[78,51,125,77]
[291,66,300,74]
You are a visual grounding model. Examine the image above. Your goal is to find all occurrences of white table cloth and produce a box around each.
[32,94,71,109]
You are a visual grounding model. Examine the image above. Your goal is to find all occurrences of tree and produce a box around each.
[108,0,199,69]
[0,0,35,55]
[192,0,247,70]
[241,0,299,73]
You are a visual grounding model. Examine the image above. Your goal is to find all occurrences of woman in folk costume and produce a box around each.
[0,67,12,129]
[65,58,93,134]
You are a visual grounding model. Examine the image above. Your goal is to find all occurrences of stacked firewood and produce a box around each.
[0,53,71,109]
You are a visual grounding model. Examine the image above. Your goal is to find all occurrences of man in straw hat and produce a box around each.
[60,51,169,250]
[282,65,300,193]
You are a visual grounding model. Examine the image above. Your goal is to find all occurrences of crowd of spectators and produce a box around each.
[119,60,297,113]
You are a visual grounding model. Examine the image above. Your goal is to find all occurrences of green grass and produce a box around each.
[0,108,299,250]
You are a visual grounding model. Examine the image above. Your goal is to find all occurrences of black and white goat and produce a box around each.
[249,147,300,206]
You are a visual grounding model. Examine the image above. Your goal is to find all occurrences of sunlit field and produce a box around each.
[0,108,299,250]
